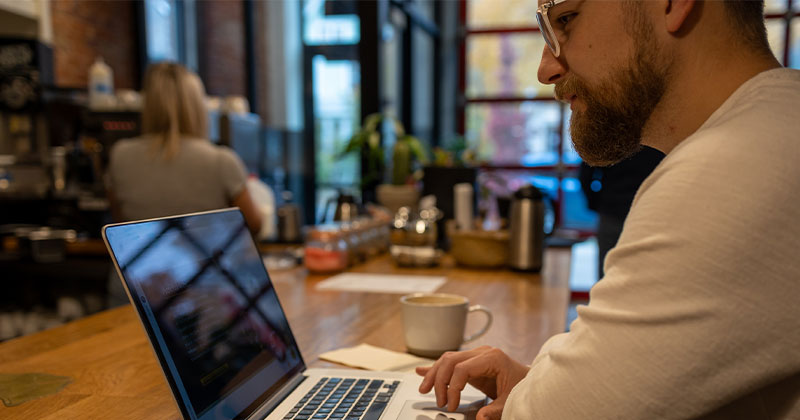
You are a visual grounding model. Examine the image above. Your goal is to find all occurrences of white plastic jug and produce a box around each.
[88,56,115,110]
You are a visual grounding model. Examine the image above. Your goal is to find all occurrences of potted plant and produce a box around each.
[341,113,428,212]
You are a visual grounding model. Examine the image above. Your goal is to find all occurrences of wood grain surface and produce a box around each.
[0,251,571,419]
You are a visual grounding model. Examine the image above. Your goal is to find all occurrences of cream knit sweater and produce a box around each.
[503,68,800,419]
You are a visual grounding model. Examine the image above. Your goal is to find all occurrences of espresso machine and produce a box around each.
[0,38,123,239]
[0,38,53,198]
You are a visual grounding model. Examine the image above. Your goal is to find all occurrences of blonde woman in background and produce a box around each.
[106,62,262,305]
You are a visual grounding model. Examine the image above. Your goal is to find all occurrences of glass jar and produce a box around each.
[347,219,368,260]
[304,225,348,273]
[377,221,391,252]
[339,222,362,266]
[364,219,383,258]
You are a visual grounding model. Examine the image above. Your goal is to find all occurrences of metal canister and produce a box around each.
[508,184,545,272]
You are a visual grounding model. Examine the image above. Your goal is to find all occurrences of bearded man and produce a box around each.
[417,1,800,419]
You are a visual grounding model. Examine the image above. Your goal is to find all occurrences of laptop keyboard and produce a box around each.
[283,377,400,420]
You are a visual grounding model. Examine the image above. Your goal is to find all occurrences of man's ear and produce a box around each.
[664,0,696,33]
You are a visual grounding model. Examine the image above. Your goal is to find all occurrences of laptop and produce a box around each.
[102,208,485,420]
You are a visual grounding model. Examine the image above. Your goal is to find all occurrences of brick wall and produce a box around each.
[253,0,268,120]
[49,0,248,96]
[197,0,247,97]
[49,0,139,89]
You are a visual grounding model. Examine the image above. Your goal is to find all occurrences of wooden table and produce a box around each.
[0,251,571,419]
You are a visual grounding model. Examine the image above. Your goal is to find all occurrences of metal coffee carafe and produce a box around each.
[277,191,302,242]
[509,184,545,272]
[325,192,360,223]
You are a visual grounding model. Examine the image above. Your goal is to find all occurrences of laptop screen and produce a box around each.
[104,209,305,420]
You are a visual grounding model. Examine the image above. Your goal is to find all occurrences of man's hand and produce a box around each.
[415,346,529,420]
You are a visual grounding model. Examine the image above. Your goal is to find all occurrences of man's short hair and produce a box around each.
[722,0,771,53]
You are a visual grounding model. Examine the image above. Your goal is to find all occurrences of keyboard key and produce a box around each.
[286,377,401,420]
[361,402,387,420]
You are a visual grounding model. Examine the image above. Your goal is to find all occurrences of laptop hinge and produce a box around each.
[246,372,307,420]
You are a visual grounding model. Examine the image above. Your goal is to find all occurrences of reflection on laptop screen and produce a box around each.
[105,210,305,420]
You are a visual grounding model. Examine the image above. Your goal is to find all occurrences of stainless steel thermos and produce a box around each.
[509,184,545,272]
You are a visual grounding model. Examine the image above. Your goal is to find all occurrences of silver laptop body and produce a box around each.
[102,209,483,420]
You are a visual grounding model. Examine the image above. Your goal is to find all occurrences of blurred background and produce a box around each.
[0,0,798,339]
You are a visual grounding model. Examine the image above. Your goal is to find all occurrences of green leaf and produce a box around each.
[405,135,429,164]
[368,132,380,151]
[364,113,383,132]
[392,140,411,185]
[369,142,385,167]
[392,119,406,137]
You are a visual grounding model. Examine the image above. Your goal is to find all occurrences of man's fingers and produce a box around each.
[446,354,495,411]
[445,373,466,412]
[476,401,504,420]
[434,355,458,407]
[415,366,430,376]
[418,364,437,393]
[417,346,495,407]
[419,348,478,395]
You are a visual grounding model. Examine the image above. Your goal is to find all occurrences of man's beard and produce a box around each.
[558,21,670,167]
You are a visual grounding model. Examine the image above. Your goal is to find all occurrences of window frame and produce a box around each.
[459,0,800,234]
[459,0,578,232]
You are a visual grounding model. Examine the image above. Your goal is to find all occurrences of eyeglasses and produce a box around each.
[536,0,568,57]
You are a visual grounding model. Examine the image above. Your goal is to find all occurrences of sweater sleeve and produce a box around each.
[502,127,800,419]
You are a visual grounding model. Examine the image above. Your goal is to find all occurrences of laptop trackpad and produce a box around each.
[399,398,487,420]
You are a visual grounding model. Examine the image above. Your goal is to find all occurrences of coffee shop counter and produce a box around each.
[0,250,571,419]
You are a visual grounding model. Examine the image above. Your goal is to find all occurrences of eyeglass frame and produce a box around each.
[536,0,569,58]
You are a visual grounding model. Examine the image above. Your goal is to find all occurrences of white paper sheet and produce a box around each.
[318,343,434,372]
[315,273,446,294]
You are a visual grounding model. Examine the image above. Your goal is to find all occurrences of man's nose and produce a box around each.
[537,47,567,85]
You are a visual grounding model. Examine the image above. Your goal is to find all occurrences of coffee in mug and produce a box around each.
[400,293,493,358]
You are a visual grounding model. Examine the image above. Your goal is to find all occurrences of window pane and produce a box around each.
[792,20,800,69]
[144,0,180,62]
[467,34,554,99]
[312,55,361,222]
[303,0,360,45]
[466,102,562,166]
[561,108,582,165]
[467,0,538,29]
[561,176,597,231]
[765,0,789,14]
[766,19,787,65]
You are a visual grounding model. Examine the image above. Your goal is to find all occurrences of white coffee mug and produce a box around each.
[400,293,493,358]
